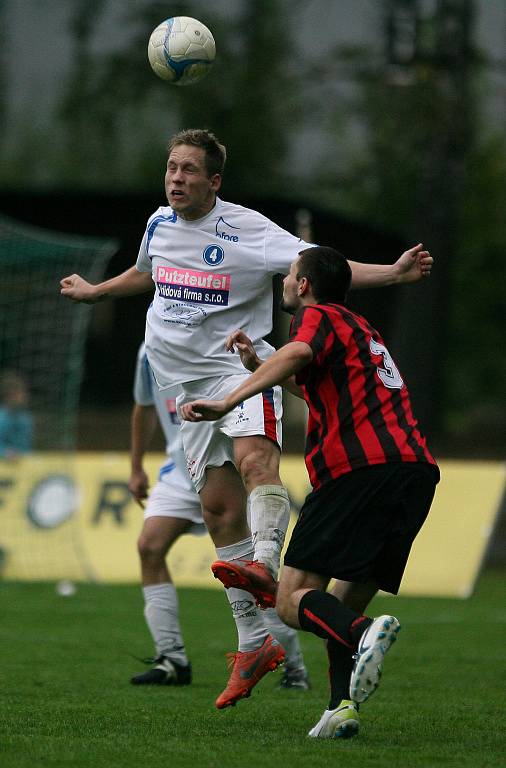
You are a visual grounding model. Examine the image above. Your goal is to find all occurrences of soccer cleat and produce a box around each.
[215,634,285,709]
[308,700,360,739]
[349,614,400,703]
[279,667,311,691]
[211,559,277,609]
[130,656,192,686]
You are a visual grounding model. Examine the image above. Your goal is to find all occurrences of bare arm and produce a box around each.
[349,243,433,289]
[60,266,153,304]
[181,341,313,422]
[128,403,158,508]
[226,329,305,399]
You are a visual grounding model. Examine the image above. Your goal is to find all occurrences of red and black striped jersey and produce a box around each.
[289,303,438,490]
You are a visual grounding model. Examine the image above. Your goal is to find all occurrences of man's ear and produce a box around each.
[298,277,309,295]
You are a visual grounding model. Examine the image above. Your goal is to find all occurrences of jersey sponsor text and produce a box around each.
[156,266,231,306]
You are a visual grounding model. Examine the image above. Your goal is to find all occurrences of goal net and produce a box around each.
[0,213,117,581]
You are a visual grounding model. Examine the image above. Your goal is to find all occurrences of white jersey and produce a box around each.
[136,197,313,389]
[133,343,195,493]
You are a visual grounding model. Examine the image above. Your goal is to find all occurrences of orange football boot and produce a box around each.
[211,560,278,608]
[215,634,286,709]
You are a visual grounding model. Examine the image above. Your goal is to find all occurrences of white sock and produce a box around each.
[249,485,291,578]
[216,536,269,652]
[262,608,305,671]
[143,582,188,665]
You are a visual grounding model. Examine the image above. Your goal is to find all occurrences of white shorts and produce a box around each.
[144,479,206,536]
[177,374,283,493]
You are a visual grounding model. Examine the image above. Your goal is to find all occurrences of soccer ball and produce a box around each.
[147,16,215,86]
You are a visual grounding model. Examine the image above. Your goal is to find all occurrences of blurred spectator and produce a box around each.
[0,371,33,460]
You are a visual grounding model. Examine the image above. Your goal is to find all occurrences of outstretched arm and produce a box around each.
[348,243,432,289]
[181,341,312,422]
[60,265,153,304]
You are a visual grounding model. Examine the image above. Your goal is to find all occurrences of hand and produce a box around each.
[180,399,231,422]
[60,274,99,303]
[128,469,149,509]
[226,330,262,372]
[395,244,433,284]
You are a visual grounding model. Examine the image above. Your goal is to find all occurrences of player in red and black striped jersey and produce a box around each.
[289,293,437,491]
[182,246,439,738]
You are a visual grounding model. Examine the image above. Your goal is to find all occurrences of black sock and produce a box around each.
[298,589,371,649]
[327,638,354,709]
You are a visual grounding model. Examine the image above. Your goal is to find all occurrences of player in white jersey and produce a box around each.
[128,342,203,687]
[60,128,433,708]
[129,342,311,693]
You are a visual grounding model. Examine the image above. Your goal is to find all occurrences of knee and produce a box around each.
[202,508,224,539]
[137,534,167,563]
[202,506,243,538]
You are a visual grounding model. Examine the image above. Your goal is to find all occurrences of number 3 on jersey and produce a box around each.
[369,338,404,389]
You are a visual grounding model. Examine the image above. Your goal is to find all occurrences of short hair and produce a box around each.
[296,246,352,304]
[167,128,227,177]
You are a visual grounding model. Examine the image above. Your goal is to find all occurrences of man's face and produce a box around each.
[165,145,221,220]
[281,259,303,314]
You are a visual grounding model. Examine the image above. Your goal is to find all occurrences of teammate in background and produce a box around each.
[0,371,33,460]
[181,246,439,738]
[129,342,310,694]
[128,342,202,686]
[60,128,433,708]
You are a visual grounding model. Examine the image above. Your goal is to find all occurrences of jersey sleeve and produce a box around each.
[136,207,168,272]
[133,345,154,406]
[289,306,331,359]
[135,229,151,273]
[264,220,315,275]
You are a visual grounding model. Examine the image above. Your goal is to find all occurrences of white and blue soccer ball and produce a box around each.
[148,16,215,86]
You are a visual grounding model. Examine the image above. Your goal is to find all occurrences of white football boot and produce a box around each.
[308,700,360,739]
[350,615,400,703]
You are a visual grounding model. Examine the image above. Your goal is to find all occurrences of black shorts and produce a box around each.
[283,462,439,595]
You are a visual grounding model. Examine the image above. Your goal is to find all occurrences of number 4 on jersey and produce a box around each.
[369,338,404,389]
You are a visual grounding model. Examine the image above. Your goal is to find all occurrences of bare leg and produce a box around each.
[138,515,192,585]
[198,462,285,708]
[234,435,291,579]
[198,462,249,547]
[199,462,269,651]
[330,578,379,615]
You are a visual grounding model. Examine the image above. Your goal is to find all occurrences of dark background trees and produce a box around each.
[1,0,504,455]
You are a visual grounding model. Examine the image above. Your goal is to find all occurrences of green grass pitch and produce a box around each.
[1,570,505,768]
